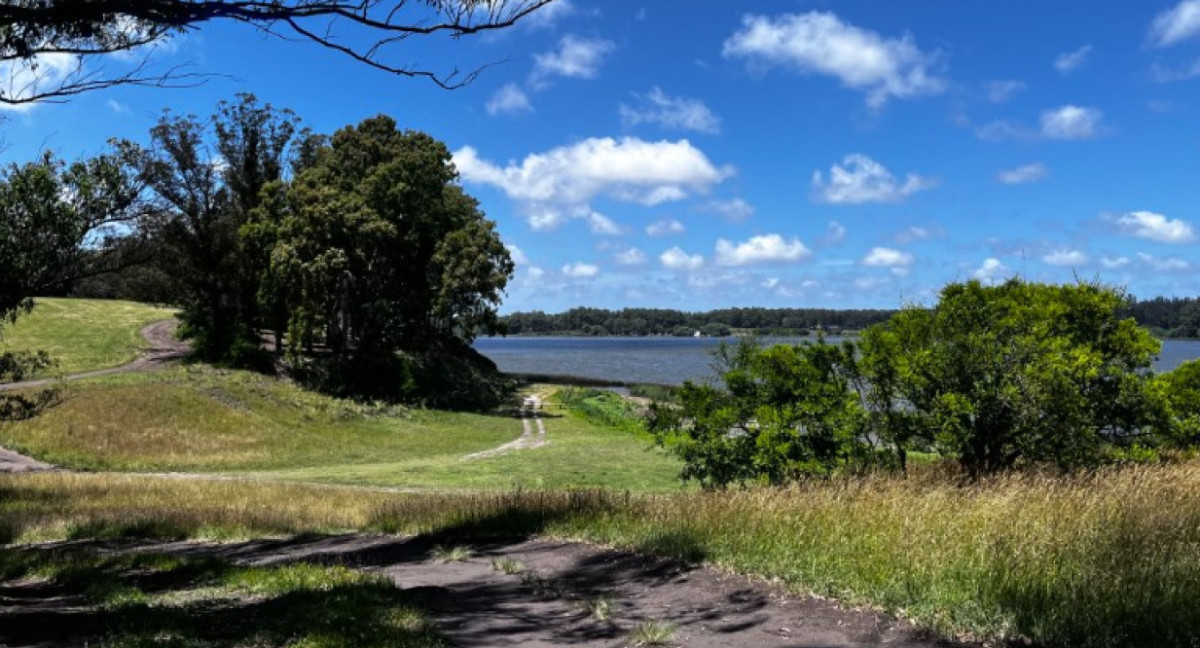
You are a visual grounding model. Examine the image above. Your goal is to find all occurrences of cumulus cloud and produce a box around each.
[486,83,532,116]
[973,257,1011,282]
[974,119,1036,142]
[704,198,755,222]
[1054,45,1093,74]
[895,226,933,243]
[811,154,935,204]
[614,247,647,266]
[1137,252,1190,271]
[997,163,1048,185]
[986,79,1026,103]
[646,218,685,236]
[524,0,575,29]
[1040,105,1104,139]
[531,35,615,85]
[581,210,624,235]
[619,87,721,134]
[1114,211,1196,243]
[1042,248,1088,266]
[562,262,599,278]
[1150,1,1200,47]
[862,247,914,268]
[454,137,731,209]
[722,11,945,109]
[660,247,704,271]
[506,244,530,266]
[1100,256,1131,269]
[715,234,811,266]
[1151,58,1200,82]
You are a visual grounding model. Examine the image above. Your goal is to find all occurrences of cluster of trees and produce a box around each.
[1,95,515,409]
[502,307,897,337]
[1125,296,1200,338]
[650,279,1200,486]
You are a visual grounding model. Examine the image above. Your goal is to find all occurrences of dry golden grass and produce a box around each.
[4,464,1200,646]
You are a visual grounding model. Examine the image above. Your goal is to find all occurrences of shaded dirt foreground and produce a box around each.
[0,534,962,648]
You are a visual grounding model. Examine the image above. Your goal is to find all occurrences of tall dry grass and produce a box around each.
[4,464,1200,647]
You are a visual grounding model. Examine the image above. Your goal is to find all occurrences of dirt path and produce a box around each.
[0,319,188,393]
[0,319,186,473]
[0,534,963,648]
[463,394,548,460]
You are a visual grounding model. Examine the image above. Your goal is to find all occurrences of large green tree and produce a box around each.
[859,279,1168,476]
[269,115,512,363]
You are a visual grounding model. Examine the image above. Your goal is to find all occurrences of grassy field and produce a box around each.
[2,465,1199,648]
[0,298,176,376]
[0,366,684,491]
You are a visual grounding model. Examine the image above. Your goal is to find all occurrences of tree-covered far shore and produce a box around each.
[496,297,1200,338]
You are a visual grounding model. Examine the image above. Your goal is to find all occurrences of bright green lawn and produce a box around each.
[0,298,176,376]
[0,367,684,491]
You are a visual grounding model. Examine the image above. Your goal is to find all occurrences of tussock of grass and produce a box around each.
[578,594,614,621]
[628,619,674,647]
[490,556,524,575]
[430,544,473,563]
[0,298,176,377]
[4,464,1200,647]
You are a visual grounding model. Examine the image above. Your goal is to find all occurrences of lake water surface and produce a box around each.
[474,336,1200,386]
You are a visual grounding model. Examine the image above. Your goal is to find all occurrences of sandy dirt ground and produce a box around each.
[463,394,548,460]
[0,534,964,648]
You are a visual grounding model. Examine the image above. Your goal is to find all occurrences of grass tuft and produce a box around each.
[628,619,674,646]
[578,594,615,621]
[430,544,473,563]
[490,556,525,575]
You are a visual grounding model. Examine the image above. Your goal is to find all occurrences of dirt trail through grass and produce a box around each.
[462,394,548,460]
[0,319,186,473]
[0,533,958,648]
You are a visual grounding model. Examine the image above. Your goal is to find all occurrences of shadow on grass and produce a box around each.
[0,546,446,648]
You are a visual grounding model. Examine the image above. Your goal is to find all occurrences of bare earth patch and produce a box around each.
[1,534,963,648]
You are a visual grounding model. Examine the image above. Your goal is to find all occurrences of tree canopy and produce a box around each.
[0,0,556,105]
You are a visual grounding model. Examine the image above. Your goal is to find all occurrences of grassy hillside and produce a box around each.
[0,298,176,376]
[0,367,683,491]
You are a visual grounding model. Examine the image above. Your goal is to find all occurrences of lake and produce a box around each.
[474,336,1200,386]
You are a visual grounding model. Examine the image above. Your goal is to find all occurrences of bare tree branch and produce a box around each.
[0,0,559,105]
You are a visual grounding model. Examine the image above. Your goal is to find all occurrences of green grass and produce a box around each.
[628,619,675,646]
[4,466,1199,648]
[0,298,177,376]
[0,544,447,648]
[0,367,684,490]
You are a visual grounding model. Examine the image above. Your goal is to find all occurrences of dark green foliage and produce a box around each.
[1157,359,1200,445]
[859,279,1169,476]
[649,338,874,488]
[501,306,892,336]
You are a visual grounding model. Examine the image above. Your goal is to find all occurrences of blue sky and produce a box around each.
[4,0,1200,312]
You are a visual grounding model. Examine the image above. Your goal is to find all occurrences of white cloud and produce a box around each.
[1042,248,1088,266]
[826,220,847,243]
[646,218,685,236]
[862,246,914,267]
[723,12,945,109]
[486,83,532,116]
[1115,211,1197,243]
[997,163,1048,185]
[986,79,1026,103]
[453,137,732,211]
[524,0,575,29]
[704,197,755,222]
[973,257,1011,282]
[1054,45,1093,74]
[1150,1,1200,47]
[1151,58,1200,82]
[614,247,647,266]
[582,210,624,235]
[660,247,704,271]
[811,154,935,204]
[975,119,1035,142]
[619,87,721,134]
[895,226,932,243]
[562,262,599,278]
[715,234,811,266]
[0,53,77,112]
[1100,256,1130,269]
[1040,105,1103,140]
[1137,252,1190,271]
[525,266,546,283]
[531,35,614,85]
[506,244,530,266]
[106,99,129,114]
